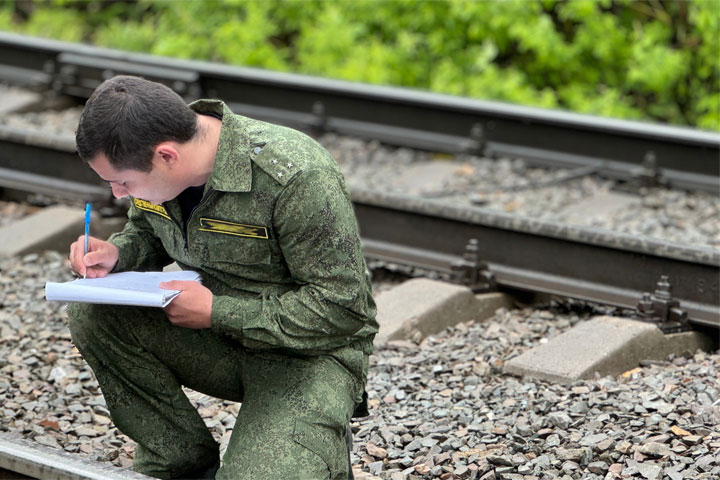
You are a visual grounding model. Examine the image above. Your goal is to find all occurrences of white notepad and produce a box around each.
[45,270,201,308]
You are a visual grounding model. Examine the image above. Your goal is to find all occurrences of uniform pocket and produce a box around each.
[198,232,272,266]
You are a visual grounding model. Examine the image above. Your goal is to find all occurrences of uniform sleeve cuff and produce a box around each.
[108,236,132,272]
[210,295,261,340]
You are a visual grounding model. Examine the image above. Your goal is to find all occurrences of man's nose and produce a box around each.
[110,183,129,199]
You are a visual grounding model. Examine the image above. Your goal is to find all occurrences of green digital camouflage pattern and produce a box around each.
[67,100,378,479]
[68,302,359,479]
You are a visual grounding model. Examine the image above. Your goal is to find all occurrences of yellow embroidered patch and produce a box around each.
[133,198,171,220]
[199,218,269,239]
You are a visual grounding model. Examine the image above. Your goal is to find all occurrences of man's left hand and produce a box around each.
[159,281,213,329]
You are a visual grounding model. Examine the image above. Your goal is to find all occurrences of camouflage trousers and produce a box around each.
[67,303,364,480]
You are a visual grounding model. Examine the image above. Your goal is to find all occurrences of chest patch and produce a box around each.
[133,199,170,220]
[199,218,269,239]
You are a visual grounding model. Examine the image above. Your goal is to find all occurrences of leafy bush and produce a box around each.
[0,0,717,130]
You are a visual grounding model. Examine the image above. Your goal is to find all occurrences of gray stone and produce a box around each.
[548,412,572,430]
[556,447,592,465]
[637,462,663,480]
[486,455,514,466]
[368,461,384,475]
[587,461,609,474]
[638,442,671,457]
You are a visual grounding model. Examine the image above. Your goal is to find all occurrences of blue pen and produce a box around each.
[84,203,91,278]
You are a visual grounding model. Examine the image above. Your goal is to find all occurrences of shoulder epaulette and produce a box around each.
[250,141,303,187]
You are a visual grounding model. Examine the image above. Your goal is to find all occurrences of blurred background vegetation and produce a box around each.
[0,0,718,130]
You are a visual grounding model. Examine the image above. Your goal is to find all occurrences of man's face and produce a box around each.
[89,153,183,205]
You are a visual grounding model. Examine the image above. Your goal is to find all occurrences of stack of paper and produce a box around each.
[45,270,201,308]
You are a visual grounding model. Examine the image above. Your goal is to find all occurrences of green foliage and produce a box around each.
[688,0,720,130]
[0,5,14,31]
[0,0,717,130]
[23,6,86,42]
[208,1,289,70]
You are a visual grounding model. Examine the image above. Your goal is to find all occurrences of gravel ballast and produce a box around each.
[0,200,39,228]
[354,311,719,480]
[0,252,717,479]
[0,91,718,479]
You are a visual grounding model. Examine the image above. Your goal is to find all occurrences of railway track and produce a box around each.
[0,32,718,479]
[0,123,717,331]
[355,191,719,330]
[1,31,719,194]
[0,33,718,329]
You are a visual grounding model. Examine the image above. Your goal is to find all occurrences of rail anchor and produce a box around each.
[450,239,495,292]
[634,151,668,189]
[460,123,486,156]
[635,275,690,333]
[311,101,328,133]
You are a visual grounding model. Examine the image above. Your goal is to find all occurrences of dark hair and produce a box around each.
[75,75,197,172]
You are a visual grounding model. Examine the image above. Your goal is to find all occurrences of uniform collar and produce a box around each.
[189,99,265,193]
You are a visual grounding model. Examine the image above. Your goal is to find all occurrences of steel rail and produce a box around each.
[0,126,109,202]
[353,190,720,329]
[0,32,718,193]
[0,435,151,480]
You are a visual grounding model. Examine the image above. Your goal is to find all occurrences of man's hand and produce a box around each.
[68,236,119,278]
[159,281,213,329]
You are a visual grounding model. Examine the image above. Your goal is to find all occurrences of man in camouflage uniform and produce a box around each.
[67,75,378,480]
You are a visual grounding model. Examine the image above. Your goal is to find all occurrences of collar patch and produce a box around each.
[133,199,170,220]
[199,218,269,239]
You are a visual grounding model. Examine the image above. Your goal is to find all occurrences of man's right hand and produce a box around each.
[69,236,119,278]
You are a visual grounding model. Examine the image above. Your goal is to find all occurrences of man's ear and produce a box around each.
[154,142,180,167]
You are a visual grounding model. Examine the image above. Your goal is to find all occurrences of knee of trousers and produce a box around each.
[67,302,103,347]
[67,303,145,351]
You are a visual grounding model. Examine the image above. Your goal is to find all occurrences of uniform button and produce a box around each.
[253,146,262,154]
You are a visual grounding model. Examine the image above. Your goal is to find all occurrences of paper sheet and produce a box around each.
[45,270,201,308]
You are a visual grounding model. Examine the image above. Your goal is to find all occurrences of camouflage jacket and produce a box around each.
[108,100,378,356]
